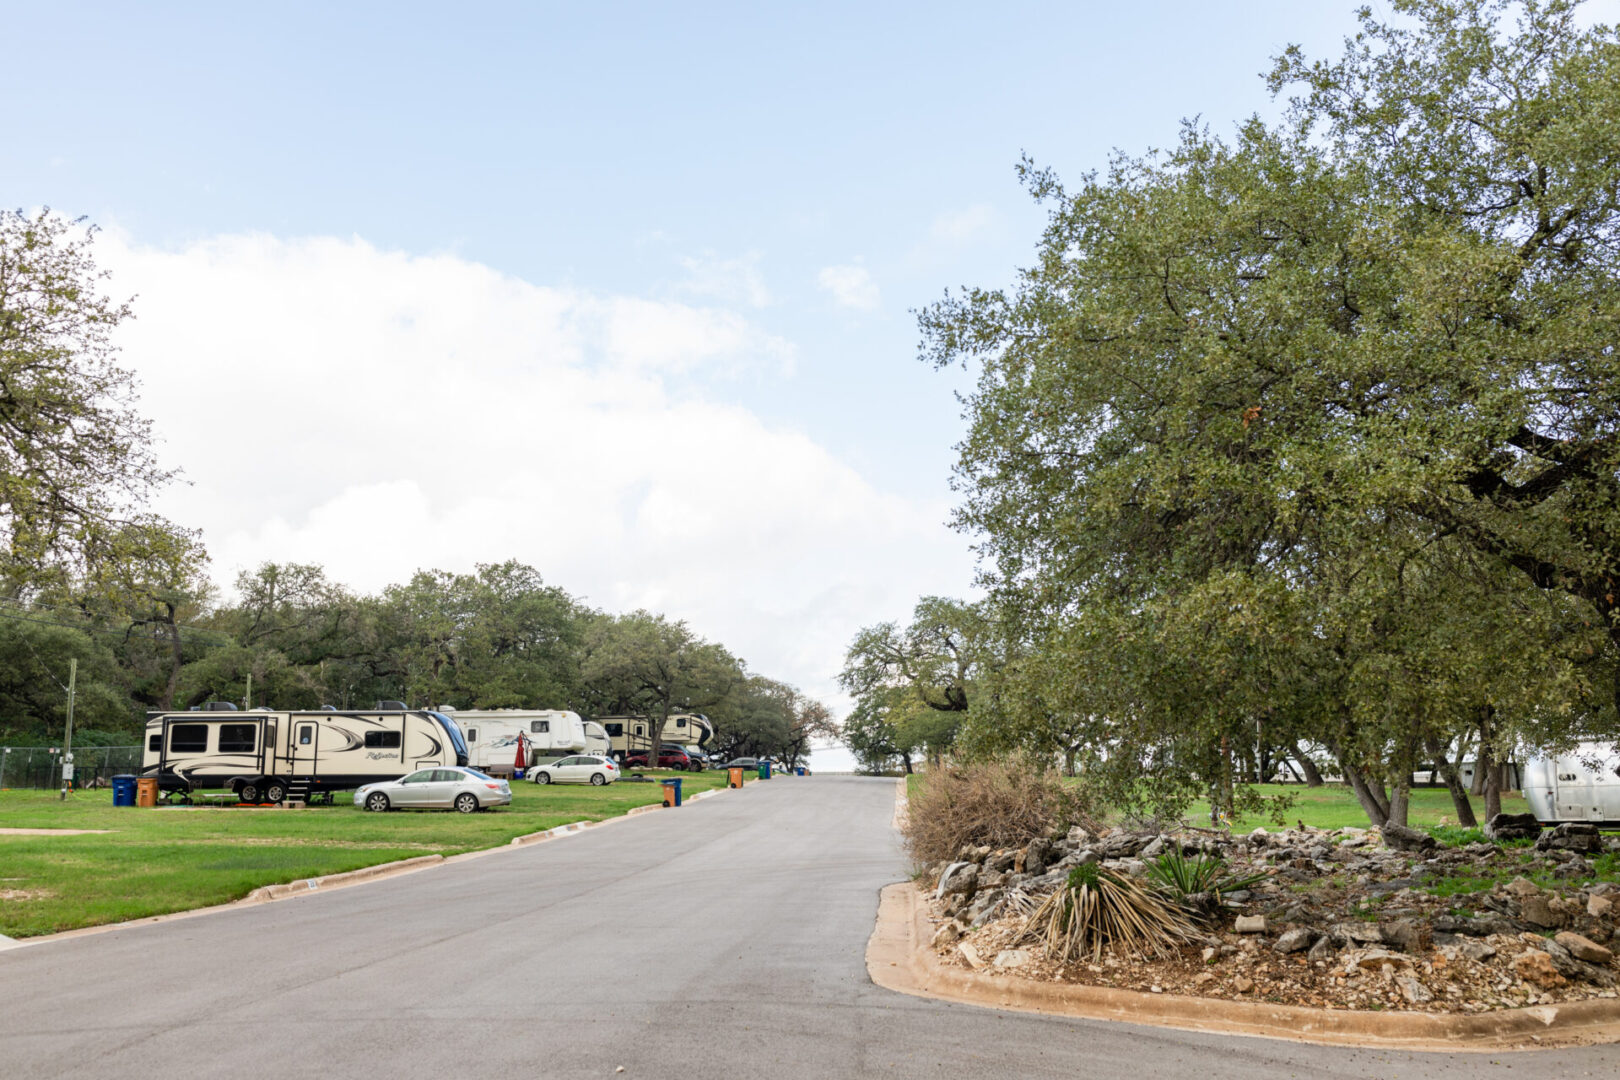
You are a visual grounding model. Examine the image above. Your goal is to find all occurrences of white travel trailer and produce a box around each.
[140,701,470,804]
[444,709,591,776]
[582,720,611,758]
[597,713,715,762]
[1522,742,1620,825]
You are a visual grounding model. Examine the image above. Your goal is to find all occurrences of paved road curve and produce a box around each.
[2,776,1618,1078]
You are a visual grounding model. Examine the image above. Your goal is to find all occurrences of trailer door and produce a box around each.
[1553,757,1595,821]
[292,720,318,779]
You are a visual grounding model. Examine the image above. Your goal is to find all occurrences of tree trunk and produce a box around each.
[1287,740,1324,787]
[1483,753,1503,822]
[1387,775,1410,828]
[1424,732,1478,827]
[901,754,913,775]
[1337,754,1390,827]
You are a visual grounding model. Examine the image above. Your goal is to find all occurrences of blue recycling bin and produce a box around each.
[661,777,683,807]
[111,774,137,807]
[795,766,805,777]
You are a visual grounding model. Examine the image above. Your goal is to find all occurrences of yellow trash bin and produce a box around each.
[728,767,744,789]
[135,777,160,807]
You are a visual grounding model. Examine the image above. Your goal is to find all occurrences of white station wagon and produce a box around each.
[530,754,619,786]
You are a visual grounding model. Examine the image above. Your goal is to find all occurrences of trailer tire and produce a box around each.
[590,773,607,786]
[264,780,286,804]
[365,792,390,812]
[238,781,261,804]
[454,793,479,814]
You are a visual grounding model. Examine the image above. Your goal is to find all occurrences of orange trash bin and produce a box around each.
[135,777,160,807]
[728,767,744,789]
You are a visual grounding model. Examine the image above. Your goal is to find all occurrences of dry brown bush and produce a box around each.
[903,758,1098,867]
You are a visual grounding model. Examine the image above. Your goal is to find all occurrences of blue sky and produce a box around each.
[9,1,1551,763]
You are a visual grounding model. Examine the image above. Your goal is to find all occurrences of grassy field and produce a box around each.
[0,769,734,938]
[904,774,1531,832]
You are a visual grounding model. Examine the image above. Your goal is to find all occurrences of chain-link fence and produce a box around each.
[0,746,143,790]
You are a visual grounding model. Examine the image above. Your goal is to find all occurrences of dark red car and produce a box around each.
[622,748,693,771]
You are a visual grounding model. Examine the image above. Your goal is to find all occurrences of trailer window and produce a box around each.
[531,720,550,734]
[299,726,313,746]
[465,728,477,742]
[169,725,208,753]
[605,723,623,737]
[675,717,687,728]
[148,734,161,752]
[365,731,402,749]
[219,724,257,753]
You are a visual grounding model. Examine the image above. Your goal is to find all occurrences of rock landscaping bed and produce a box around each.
[923,817,1620,1014]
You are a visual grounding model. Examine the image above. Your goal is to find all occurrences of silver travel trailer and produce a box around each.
[598,713,715,762]
[140,701,470,803]
[1522,742,1620,825]
[442,709,590,776]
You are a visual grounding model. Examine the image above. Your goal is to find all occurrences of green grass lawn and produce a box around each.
[0,768,730,938]
[904,773,1529,832]
[1181,783,1531,830]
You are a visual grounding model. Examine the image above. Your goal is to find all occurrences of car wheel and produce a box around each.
[365,792,390,812]
[238,782,261,804]
[454,792,479,813]
[535,772,552,784]
[264,781,286,804]
[590,772,606,786]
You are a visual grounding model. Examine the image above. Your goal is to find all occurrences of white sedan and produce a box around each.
[354,767,512,812]
[530,755,618,786]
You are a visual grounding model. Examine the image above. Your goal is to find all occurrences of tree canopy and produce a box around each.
[915,0,1620,822]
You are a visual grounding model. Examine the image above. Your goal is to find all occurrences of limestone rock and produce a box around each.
[1273,928,1315,954]
[1396,973,1434,1004]
[1536,823,1603,855]
[1520,894,1559,929]
[1590,893,1614,919]
[1234,915,1268,934]
[1379,821,1438,853]
[939,862,979,898]
[1554,931,1613,965]
[958,942,985,970]
[931,922,963,949]
[993,949,1031,969]
[1514,949,1567,989]
[1484,812,1542,843]
[1379,918,1431,954]
[1232,976,1255,993]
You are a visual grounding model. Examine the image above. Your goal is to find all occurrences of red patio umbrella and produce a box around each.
[512,733,528,773]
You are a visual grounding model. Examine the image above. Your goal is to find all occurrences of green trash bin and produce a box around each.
[758,761,771,780]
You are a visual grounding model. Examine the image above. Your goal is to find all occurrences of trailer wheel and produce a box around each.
[238,781,261,804]
[263,781,286,804]
[454,793,479,814]
[365,792,390,812]
[590,773,606,786]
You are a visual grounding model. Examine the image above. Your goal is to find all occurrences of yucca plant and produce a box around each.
[1147,848,1269,906]
[1019,863,1199,964]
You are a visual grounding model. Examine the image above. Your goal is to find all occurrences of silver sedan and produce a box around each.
[354,767,512,813]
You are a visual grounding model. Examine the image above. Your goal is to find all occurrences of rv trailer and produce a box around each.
[597,713,715,762]
[441,709,591,776]
[582,720,611,758]
[141,701,470,803]
[1522,742,1620,825]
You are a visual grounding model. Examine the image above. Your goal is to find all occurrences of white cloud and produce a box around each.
[816,263,880,311]
[677,250,771,309]
[929,204,999,245]
[97,229,974,765]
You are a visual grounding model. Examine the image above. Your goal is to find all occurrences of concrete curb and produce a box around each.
[866,880,1620,1051]
[242,854,445,902]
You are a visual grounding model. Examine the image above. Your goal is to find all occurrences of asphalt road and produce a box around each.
[2,776,1618,1079]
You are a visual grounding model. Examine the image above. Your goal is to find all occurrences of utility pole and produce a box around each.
[60,658,77,801]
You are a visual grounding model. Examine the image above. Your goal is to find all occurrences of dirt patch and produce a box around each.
[0,889,55,901]
[0,828,111,836]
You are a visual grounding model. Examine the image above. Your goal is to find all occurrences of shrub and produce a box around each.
[902,758,1098,867]
[1147,849,1268,912]
[1019,863,1199,963]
